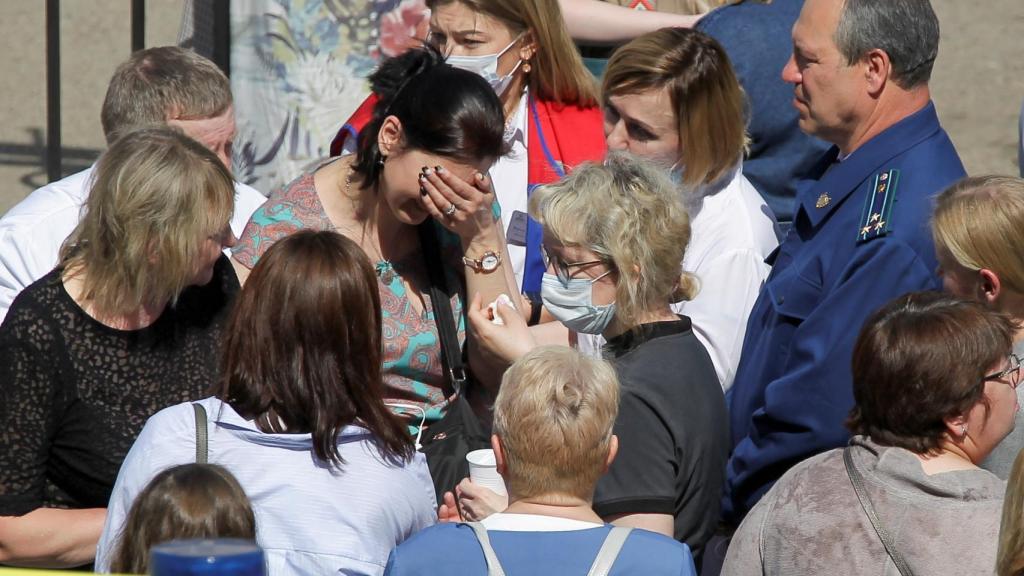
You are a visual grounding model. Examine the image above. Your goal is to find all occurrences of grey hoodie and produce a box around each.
[723,436,1005,576]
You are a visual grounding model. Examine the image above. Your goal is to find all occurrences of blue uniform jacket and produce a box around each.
[722,102,966,523]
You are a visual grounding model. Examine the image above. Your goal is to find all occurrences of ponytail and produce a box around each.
[353,44,506,191]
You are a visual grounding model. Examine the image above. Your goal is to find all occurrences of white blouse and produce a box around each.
[578,164,780,392]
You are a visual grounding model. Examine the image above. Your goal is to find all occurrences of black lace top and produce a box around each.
[0,256,238,515]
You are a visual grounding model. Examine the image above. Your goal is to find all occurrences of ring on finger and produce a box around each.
[444,203,458,217]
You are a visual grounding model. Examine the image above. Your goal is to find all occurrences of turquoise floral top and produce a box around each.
[233,169,465,429]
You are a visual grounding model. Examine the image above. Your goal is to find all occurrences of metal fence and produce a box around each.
[43,0,230,184]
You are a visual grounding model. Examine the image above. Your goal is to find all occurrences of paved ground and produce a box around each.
[930,0,1024,176]
[0,0,180,214]
[1,0,1022,214]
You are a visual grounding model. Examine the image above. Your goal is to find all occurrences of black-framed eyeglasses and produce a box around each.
[541,247,610,287]
[984,353,1022,389]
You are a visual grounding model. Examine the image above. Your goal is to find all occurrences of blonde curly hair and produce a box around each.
[530,152,696,326]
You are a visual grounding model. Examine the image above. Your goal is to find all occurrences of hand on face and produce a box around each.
[419,165,498,243]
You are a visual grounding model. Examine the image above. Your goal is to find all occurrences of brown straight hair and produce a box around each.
[847,291,1014,454]
[426,0,597,106]
[109,464,255,575]
[217,230,414,466]
[603,27,747,189]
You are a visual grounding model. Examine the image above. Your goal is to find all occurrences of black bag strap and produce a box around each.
[844,446,914,576]
[193,403,208,464]
[418,222,467,395]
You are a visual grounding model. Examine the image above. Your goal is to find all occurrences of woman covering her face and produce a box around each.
[333,0,607,300]
[233,45,520,433]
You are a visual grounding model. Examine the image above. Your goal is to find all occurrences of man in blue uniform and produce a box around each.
[723,0,966,525]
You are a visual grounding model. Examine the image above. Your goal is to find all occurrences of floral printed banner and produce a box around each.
[230,0,429,195]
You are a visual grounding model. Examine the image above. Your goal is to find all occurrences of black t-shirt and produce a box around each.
[592,317,729,563]
[0,256,238,515]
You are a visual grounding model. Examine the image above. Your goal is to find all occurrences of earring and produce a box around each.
[377,154,387,167]
[522,61,532,74]
[960,423,968,439]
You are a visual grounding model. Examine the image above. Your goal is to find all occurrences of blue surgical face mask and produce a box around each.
[541,273,617,335]
[446,36,523,97]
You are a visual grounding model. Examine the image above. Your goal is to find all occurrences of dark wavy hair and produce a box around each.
[847,291,1015,454]
[217,230,414,466]
[109,464,255,575]
[353,43,507,190]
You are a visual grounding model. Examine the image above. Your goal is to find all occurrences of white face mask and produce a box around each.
[446,35,523,97]
[540,272,617,335]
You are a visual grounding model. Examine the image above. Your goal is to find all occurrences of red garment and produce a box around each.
[330,94,605,181]
[330,94,379,157]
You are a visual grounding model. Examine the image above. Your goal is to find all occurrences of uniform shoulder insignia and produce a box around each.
[857,169,900,243]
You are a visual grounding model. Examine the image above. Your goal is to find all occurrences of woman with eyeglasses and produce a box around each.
[462,152,728,564]
[724,291,1017,575]
[932,175,1024,479]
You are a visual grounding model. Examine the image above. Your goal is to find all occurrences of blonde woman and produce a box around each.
[0,126,238,567]
[932,175,1024,479]
[387,347,699,575]
[332,0,606,298]
[998,449,1024,576]
[588,27,780,392]
[466,153,729,563]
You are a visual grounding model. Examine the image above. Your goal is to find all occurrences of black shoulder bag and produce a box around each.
[416,222,490,504]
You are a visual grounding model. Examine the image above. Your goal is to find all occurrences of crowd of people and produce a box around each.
[1,0,1023,574]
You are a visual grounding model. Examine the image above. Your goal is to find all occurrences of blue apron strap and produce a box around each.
[522,184,546,296]
[523,97,565,296]
[529,97,567,179]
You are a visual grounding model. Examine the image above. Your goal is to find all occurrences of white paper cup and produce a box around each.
[466,448,507,496]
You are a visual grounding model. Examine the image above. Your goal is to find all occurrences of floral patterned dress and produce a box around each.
[233,168,464,430]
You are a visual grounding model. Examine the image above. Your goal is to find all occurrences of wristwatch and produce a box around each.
[462,250,502,273]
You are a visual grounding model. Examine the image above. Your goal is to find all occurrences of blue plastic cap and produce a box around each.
[149,539,265,576]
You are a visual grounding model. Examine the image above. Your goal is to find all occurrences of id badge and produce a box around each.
[507,210,529,247]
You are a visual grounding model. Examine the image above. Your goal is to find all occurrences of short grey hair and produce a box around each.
[835,0,940,89]
[101,46,233,145]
